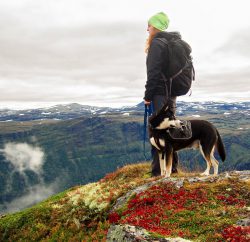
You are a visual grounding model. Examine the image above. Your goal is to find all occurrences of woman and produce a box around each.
[144,12,179,176]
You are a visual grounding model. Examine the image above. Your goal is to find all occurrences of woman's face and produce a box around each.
[147,23,159,36]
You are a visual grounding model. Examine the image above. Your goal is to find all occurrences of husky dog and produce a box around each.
[148,104,226,177]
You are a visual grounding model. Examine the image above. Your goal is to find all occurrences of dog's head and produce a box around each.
[149,103,182,130]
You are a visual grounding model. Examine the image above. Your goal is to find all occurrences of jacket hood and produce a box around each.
[153,31,182,41]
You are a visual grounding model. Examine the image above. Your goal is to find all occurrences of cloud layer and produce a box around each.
[0,0,249,108]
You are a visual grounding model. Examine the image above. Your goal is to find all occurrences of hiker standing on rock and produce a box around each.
[144,12,180,176]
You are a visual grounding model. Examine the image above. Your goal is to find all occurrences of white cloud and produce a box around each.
[0,142,60,214]
[0,143,44,174]
[2,182,59,214]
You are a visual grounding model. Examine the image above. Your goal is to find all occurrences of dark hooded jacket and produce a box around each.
[144,31,182,101]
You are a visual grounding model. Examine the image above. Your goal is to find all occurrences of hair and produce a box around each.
[144,34,154,54]
[144,26,161,54]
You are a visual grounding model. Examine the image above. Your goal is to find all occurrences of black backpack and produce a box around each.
[156,37,195,97]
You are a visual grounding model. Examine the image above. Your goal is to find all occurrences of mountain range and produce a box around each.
[0,101,249,121]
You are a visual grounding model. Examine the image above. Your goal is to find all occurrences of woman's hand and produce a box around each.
[144,100,151,105]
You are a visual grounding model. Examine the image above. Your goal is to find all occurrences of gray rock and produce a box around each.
[221,170,250,181]
[237,218,250,226]
[230,170,250,175]
[107,224,149,242]
[106,224,192,242]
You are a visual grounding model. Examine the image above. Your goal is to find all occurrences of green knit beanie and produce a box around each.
[148,12,169,31]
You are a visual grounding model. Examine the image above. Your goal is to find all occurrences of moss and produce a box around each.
[45,189,69,204]
[1,163,249,242]
[0,162,153,241]
[0,205,52,241]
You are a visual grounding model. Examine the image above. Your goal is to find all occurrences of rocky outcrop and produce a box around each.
[110,177,184,213]
[107,224,192,242]
[107,171,250,242]
[110,171,250,213]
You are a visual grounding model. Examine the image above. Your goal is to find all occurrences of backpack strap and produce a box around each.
[156,37,169,45]
[161,72,172,99]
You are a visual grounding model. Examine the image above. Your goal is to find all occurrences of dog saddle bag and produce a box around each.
[166,120,192,140]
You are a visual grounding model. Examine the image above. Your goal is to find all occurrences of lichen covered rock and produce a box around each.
[108,171,250,241]
[107,224,192,242]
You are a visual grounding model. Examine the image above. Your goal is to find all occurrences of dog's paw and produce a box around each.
[162,170,171,177]
[161,170,166,176]
[200,172,210,176]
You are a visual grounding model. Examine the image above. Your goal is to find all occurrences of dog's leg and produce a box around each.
[163,143,173,178]
[151,137,166,176]
[150,137,161,150]
[199,144,211,176]
[159,152,166,176]
[158,139,167,176]
[164,150,173,178]
[210,146,219,176]
[211,155,219,176]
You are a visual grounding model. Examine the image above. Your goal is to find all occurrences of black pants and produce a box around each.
[151,95,179,176]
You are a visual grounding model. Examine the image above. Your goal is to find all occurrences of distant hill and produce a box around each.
[0,101,249,214]
[0,101,249,121]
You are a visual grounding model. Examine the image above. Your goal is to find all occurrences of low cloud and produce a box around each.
[1,142,44,174]
[1,182,59,214]
[0,142,59,214]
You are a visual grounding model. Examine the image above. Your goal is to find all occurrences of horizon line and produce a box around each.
[0,100,249,111]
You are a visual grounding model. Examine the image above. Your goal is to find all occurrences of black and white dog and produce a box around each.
[148,104,226,177]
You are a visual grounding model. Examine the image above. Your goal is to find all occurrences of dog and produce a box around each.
[148,103,226,177]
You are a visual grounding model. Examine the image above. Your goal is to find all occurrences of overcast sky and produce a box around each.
[0,0,250,109]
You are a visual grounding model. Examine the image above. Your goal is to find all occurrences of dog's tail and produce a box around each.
[216,129,226,162]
